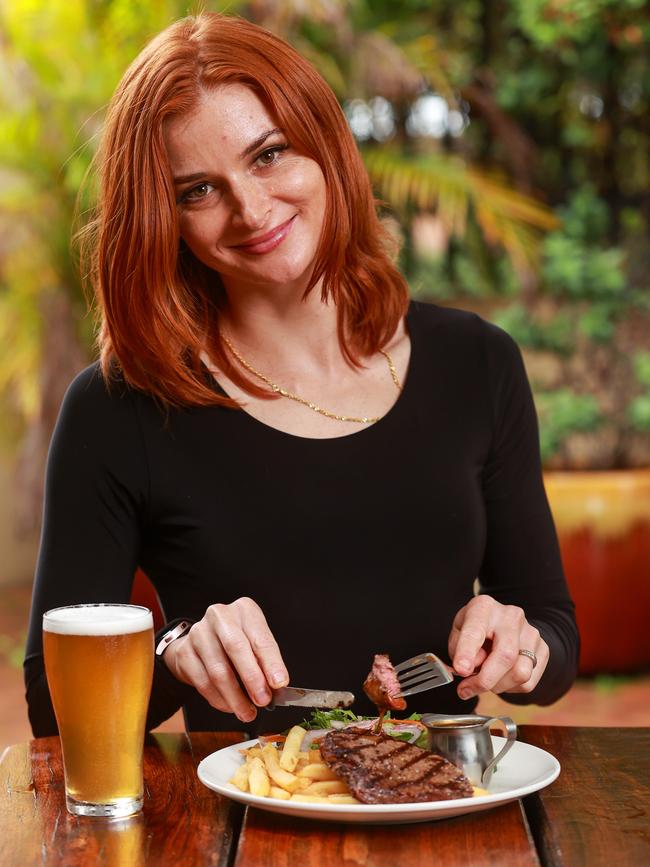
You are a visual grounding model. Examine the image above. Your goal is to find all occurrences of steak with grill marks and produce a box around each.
[320,728,473,804]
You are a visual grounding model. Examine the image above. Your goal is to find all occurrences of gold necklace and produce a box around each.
[220,333,402,424]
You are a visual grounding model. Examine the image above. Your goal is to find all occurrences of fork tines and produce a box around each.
[395,652,454,697]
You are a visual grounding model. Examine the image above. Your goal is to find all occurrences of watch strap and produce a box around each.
[155,620,193,656]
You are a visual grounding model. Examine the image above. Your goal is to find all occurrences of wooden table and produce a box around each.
[1,726,648,866]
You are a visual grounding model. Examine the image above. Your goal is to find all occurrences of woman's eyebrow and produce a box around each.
[173,127,284,185]
[240,127,283,159]
[173,170,209,186]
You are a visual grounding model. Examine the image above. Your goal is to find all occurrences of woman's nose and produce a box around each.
[228,177,271,230]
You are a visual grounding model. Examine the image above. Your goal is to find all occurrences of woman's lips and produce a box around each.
[233,216,296,255]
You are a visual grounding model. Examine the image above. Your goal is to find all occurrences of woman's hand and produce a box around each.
[448,595,549,700]
[162,597,289,722]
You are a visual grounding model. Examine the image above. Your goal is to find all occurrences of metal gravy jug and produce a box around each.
[421,713,517,787]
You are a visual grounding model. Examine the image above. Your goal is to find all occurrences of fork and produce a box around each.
[394,652,454,698]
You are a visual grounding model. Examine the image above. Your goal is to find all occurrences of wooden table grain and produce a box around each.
[519,726,650,867]
[0,731,244,867]
[233,799,540,867]
[1,727,648,866]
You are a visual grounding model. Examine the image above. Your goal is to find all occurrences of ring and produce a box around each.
[518,649,537,669]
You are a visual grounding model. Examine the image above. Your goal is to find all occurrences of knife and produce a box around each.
[265,686,355,710]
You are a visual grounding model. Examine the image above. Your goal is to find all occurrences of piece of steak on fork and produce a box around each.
[363,653,407,712]
[320,728,473,803]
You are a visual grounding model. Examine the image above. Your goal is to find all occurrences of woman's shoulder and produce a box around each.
[408,300,520,360]
[64,361,117,401]
[57,361,158,441]
[63,361,157,411]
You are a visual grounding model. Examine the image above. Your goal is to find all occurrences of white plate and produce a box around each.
[197,735,560,824]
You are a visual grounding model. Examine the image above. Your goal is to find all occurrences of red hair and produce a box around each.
[80,12,409,406]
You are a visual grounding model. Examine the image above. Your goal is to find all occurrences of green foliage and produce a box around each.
[629,353,650,432]
[628,396,650,432]
[494,304,572,354]
[577,305,615,342]
[542,235,626,302]
[542,188,627,305]
[632,353,650,388]
[298,709,362,730]
[491,183,646,461]
[535,389,602,463]
[0,0,207,423]
[510,0,648,50]
[409,244,519,302]
[408,257,455,301]
[554,185,610,243]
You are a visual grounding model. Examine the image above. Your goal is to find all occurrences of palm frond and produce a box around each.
[363,147,559,270]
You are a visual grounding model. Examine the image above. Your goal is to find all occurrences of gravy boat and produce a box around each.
[421,713,517,786]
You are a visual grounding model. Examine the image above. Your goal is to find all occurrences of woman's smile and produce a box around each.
[231,214,297,255]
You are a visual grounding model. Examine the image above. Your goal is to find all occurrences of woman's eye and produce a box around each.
[256,144,288,167]
[181,183,215,203]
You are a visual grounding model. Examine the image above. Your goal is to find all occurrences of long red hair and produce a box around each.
[80,12,409,406]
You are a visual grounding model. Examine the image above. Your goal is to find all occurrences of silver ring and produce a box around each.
[519,649,537,669]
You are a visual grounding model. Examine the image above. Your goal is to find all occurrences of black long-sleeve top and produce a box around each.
[24,302,579,737]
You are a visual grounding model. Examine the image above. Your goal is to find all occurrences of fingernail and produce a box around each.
[459,688,474,700]
[238,707,256,723]
[271,671,287,687]
[457,659,471,672]
[255,691,270,706]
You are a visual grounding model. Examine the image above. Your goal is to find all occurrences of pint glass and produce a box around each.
[43,603,154,818]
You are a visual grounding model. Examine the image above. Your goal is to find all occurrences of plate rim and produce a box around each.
[197,735,561,817]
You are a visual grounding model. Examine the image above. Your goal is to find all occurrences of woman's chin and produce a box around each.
[218,261,319,295]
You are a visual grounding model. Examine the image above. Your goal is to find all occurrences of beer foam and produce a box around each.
[43,605,153,635]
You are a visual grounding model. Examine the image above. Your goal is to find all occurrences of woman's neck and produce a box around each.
[219,277,348,377]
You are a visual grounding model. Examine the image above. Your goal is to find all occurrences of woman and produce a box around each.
[25,13,578,736]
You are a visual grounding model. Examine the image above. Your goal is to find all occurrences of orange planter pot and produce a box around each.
[544,469,650,675]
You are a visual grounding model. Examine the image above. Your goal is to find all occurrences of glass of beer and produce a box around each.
[43,603,154,818]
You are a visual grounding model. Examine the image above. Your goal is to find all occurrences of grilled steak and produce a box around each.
[321,728,473,803]
[363,653,406,712]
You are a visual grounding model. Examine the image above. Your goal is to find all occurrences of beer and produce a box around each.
[43,604,154,817]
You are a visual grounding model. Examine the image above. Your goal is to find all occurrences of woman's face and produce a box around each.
[165,84,327,295]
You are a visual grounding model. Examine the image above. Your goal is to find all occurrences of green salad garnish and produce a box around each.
[291,710,428,748]
[297,708,364,730]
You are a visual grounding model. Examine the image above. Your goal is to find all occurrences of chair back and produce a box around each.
[130,569,165,631]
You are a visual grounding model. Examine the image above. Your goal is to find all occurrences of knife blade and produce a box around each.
[266,686,355,710]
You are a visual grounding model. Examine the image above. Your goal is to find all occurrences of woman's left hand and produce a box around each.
[448,594,549,700]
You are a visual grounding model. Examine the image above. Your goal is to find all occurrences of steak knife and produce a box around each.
[266,686,355,710]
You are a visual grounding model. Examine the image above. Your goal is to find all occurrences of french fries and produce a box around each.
[228,729,360,804]
[290,793,359,804]
[229,762,250,792]
[248,756,271,797]
[229,731,492,806]
[301,780,349,795]
[297,763,339,781]
[279,726,305,772]
[261,743,309,793]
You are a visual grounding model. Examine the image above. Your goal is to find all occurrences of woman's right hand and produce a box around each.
[162,597,289,722]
